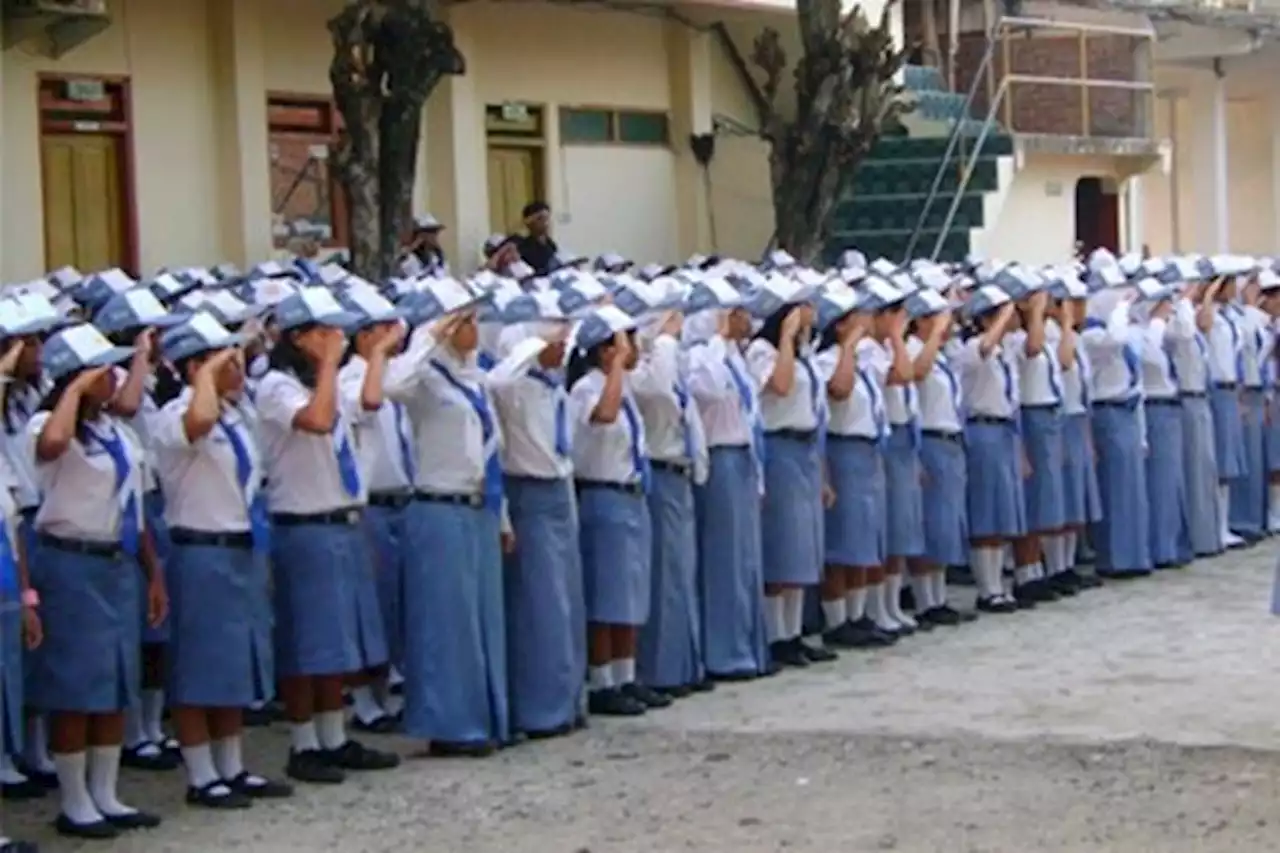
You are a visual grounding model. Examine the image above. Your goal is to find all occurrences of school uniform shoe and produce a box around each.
[655,684,693,699]
[1013,582,1057,608]
[587,688,646,716]
[975,596,1018,614]
[1072,571,1104,589]
[14,764,57,790]
[324,739,400,771]
[799,640,839,663]
[769,639,810,668]
[286,749,346,784]
[621,683,673,709]
[53,814,119,840]
[226,772,294,799]
[688,679,715,693]
[846,618,898,647]
[121,742,181,771]
[918,606,962,627]
[1046,573,1079,596]
[186,781,253,810]
[0,839,40,853]
[350,715,400,735]
[0,777,46,801]
[426,740,497,758]
[102,810,162,831]
[524,722,574,741]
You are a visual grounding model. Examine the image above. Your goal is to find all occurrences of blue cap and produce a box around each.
[396,277,486,326]
[682,275,744,315]
[338,285,406,332]
[94,289,185,335]
[147,272,200,305]
[608,276,684,318]
[858,275,908,312]
[548,251,589,273]
[0,294,69,337]
[568,305,638,354]
[740,272,818,319]
[483,290,565,325]
[815,284,863,332]
[906,288,958,319]
[41,323,134,382]
[195,290,266,327]
[160,311,245,363]
[71,269,136,314]
[962,285,1013,319]
[273,286,361,332]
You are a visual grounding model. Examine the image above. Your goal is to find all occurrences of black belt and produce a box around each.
[503,474,567,485]
[37,533,121,558]
[575,479,644,495]
[828,433,877,445]
[1020,402,1059,411]
[1093,398,1138,409]
[170,528,253,549]
[1215,382,1238,391]
[413,491,484,508]
[1145,397,1181,407]
[765,428,816,443]
[270,508,361,527]
[368,491,413,509]
[709,443,751,451]
[1180,390,1207,399]
[922,429,963,443]
[967,415,1012,426]
[1244,386,1265,393]
[651,459,692,478]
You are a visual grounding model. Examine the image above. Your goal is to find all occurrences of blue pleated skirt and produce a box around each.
[638,467,703,690]
[1061,413,1103,526]
[401,500,508,744]
[502,476,583,735]
[1144,401,1189,566]
[1182,394,1222,555]
[1020,406,1067,532]
[1210,384,1247,481]
[1267,394,1280,474]
[1090,402,1152,573]
[920,432,969,566]
[823,435,885,567]
[27,541,140,713]
[964,419,1026,540]
[141,489,171,644]
[362,504,409,670]
[762,434,823,584]
[884,427,925,557]
[166,542,273,706]
[578,484,652,625]
[696,446,768,678]
[1229,388,1267,537]
[271,519,387,677]
[0,601,21,753]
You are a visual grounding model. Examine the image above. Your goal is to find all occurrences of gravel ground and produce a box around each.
[9,545,1280,852]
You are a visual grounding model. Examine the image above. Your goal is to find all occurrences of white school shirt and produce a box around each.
[27,411,146,543]
[1207,306,1241,385]
[254,368,367,513]
[745,338,822,432]
[955,334,1019,419]
[150,388,260,532]
[912,335,964,432]
[1010,320,1063,407]
[1080,302,1141,402]
[685,335,756,448]
[1060,346,1091,417]
[632,335,708,480]
[112,366,160,493]
[568,368,645,484]
[878,338,920,427]
[815,339,885,439]
[0,383,43,510]
[489,364,574,481]
[339,354,416,494]
[1166,298,1208,393]
[1240,305,1271,389]
[1138,317,1179,400]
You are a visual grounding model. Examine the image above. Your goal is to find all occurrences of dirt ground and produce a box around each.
[10,546,1280,852]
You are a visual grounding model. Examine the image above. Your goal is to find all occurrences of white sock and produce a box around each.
[315,710,347,751]
[180,743,225,791]
[1042,536,1064,575]
[970,547,1004,599]
[1062,531,1079,569]
[54,752,102,824]
[124,705,148,749]
[885,573,915,626]
[820,598,847,629]
[764,595,785,642]
[909,574,934,611]
[249,700,266,711]
[782,588,805,639]
[1003,545,1015,570]
[141,689,166,743]
[1218,484,1233,538]
[1014,565,1036,586]
[25,716,55,773]
[588,665,614,691]
[930,571,948,607]
[844,586,868,621]
[290,721,320,753]
[86,745,136,817]
[614,658,636,686]
[867,581,899,630]
[388,666,405,688]
[0,751,27,784]
[212,735,263,786]
[350,686,386,724]
[1269,485,1280,530]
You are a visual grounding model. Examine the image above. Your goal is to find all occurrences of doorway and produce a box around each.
[1074,176,1119,257]
[486,146,541,236]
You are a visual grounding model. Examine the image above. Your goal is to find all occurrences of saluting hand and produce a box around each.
[68,365,113,394]
[0,340,24,377]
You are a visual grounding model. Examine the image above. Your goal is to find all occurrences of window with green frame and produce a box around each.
[558,107,671,146]
[559,108,613,143]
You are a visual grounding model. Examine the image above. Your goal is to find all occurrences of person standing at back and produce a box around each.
[514,202,559,277]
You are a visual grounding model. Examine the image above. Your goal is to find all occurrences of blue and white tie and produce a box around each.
[673,378,695,461]
[429,360,504,511]
[725,356,765,492]
[620,395,652,492]
[218,418,271,551]
[333,420,362,498]
[87,424,140,555]
[529,369,571,458]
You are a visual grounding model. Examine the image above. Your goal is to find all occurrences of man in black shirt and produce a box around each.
[514,200,559,276]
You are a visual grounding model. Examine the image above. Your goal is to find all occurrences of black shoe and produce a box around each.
[656,684,693,699]
[53,814,118,840]
[525,723,574,741]
[121,742,180,771]
[324,739,401,771]
[1074,571,1103,589]
[350,714,399,735]
[0,840,40,853]
[1046,572,1079,595]
[621,682,673,709]
[102,810,162,830]
[587,687,646,716]
[226,771,294,799]
[16,765,58,790]
[899,587,916,613]
[1030,579,1061,602]
[185,781,253,810]
[922,606,962,627]
[286,749,345,784]
[798,640,838,663]
[822,620,863,649]
[709,669,757,682]
[976,596,1017,614]
[573,712,590,730]
[242,706,275,728]
[848,617,898,647]
[426,739,496,758]
[0,777,46,800]
[758,659,782,677]
[769,639,809,668]
[688,679,715,693]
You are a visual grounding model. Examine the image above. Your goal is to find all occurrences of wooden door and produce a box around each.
[486,146,537,235]
[41,134,126,272]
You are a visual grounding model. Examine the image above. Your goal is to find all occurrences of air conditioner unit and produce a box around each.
[2,0,110,58]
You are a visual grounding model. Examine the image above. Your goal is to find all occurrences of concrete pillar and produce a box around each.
[665,21,715,259]
[1189,67,1229,253]
[1271,88,1280,249]
[208,0,272,267]
[1123,175,1144,255]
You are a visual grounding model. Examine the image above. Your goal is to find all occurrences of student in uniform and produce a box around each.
[1259,269,1280,534]
[683,288,774,680]
[25,323,167,839]
[0,467,39,850]
[744,276,836,667]
[954,285,1021,612]
[488,296,586,737]
[389,280,512,756]
[151,312,293,808]
[1205,270,1246,549]
[1081,279,1152,578]
[254,287,399,784]
[1229,276,1270,542]
[568,305,659,715]
[336,285,412,735]
[93,289,185,771]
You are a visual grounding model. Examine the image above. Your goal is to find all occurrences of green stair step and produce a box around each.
[870,132,1012,161]
[831,193,985,232]
[850,158,1000,196]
